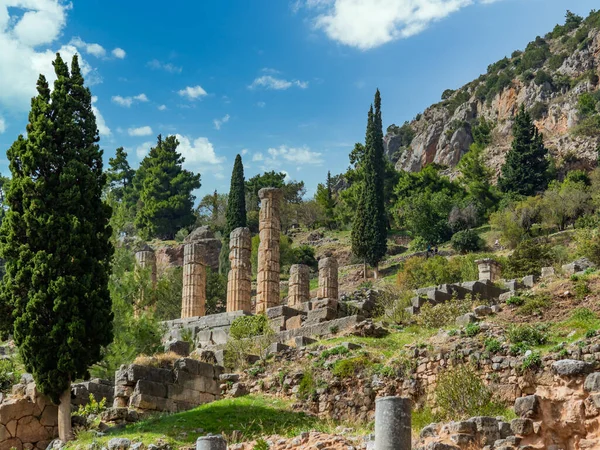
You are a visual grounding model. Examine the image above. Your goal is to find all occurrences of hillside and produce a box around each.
[385,10,600,177]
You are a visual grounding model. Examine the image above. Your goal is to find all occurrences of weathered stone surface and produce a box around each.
[184,226,222,271]
[456,313,477,327]
[307,307,337,323]
[473,306,492,317]
[288,264,310,308]
[585,373,600,392]
[181,242,207,319]
[285,315,303,330]
[164,340,190,357]
[16,416,48,444]
[134,247,156,317]
[541,267,555,278]
[229,383,249,398]
[227,227,252,313]
[552,359,594,376]
[475,259,501,282]
[317,257,338,300]
[107,438,131,450]
[510,418,534,436]
[293,336,316,347]
[256,188,283,313]
[521,275,536,288]
[514,395,539,418]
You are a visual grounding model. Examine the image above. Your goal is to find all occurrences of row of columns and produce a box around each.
[134,187,338,318]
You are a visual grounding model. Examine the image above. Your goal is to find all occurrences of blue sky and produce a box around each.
[0,0,597,199]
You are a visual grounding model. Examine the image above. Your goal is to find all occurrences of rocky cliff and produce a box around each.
[386,11,600,177]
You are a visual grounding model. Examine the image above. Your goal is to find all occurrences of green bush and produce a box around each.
[465,323,481,337]
[253,439,269,450]
[518,293,551,316]
[505,239,554,279]
[230,315,270,340]
[434,364,505,420]
[484,338,502,353]
[521,351,542,372]
[331,356,371,378]
[506,324,548,346]
[417,298,473,329]
[297,369,316,400]
[320,346,350,359]
[530,102,548,120]
[0,358,21,392]
[574,280,591,300]
[451,230,484,254]
[396,254,486,290]
[76,394,107,418]
[506,296,524,306]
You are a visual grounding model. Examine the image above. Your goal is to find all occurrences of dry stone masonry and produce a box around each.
[134,245,157,317]
[317,257,338,300]
[288,264,310,308]
[476,258,502,282]
[112,358,221,414]
[256,187,283,314]
[181,243,207,319]
[227,227,252,313]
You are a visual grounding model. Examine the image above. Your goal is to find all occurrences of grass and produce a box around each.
[70,395,353,447]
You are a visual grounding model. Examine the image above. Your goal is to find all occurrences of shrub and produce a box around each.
[451,230,484,253]
[521,351,542,372]
[297,369,316,400]
[575,229,600,266]
[484,338,502,353]
[574,280,591,300]
[534,70,552,86]
[230,315,270,340]
[506,324,548,346]
[374,287,412,325]
[434,364,504,420]
[506,296,524,306]
[505,239,554,279]
[530,102,548,120]
[253,439,269,450]
[396,255,483,291]
[510,342,531,356]
[77,394,107,418]
[332,356,371,378]
[574,115,600,137]
[320,346,350,359]
[465,323,481,337]
[417,298,473,329]
[0,358,21,393]
[518,292,551,316]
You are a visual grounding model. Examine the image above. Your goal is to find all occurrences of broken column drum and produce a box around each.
[475,258,502,282]
[374,396,411,450]
[227,227,252,313]
[288,264,310,308]
[317,257,338,300]
[181,242,207,318]
[256,187,283,314]
[135,246,157,317]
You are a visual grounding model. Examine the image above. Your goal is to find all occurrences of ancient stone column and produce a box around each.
[375,396,411,450]
[227,227,252,313]
[288,264,310,308]
[181,243,207,318]
[256,187,283,314]
[135,245,157,317]
[317,257,338,300]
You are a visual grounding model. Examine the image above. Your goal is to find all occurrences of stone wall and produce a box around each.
[71,378,114,407]
[0,376,58,450]
[112,358,222,413]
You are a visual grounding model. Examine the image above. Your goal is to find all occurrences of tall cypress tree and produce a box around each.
[0,54,113,441]
[220,154,247,273]
[107,147,135,202]
[498,105,549,196]
[351,89,388,279]
[133,135,201,239]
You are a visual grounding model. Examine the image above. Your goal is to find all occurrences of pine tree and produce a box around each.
[351,89,388,279]
[498,105,549,196]
[315,171,335,229]
[107,147,135,202]
[0,54,113,441]
[221,154,247,273]
[133,135,201,239]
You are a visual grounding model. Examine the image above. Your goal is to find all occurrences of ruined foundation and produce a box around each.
[317,257,338,300]
[181,243,206,319]
[256,187,283,314]
[227,227,252,313]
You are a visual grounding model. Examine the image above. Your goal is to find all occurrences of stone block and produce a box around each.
[16,416,49,444]
[427,289,451,303]
[521,275,536,289]
[293,336,316,347]
[412,297,429,308]
[541,267,555,278]
[473,306,493,317]
[498,421,512,439]
[468,417,499,445]
[164,340,190,357]
[585,372,600,392]
[134,380,167,399]
[456,313,477,327]
[269,317,286,332]
[510,418,534,436]
[514,395,539,418]
[285,315,303,330]
[499,291,515,302]
[108,438,131,450]
[311,299,338,310]
[0,398,37,424]
[342,342,361,350]
[129,393,176,412]
[211,330,229,345]
[174,358,216,379]
[266,342,290,355]
[219,374,239,382]
[503,280,519,291]
[446,421,476,434]
[101,407,129,422]
[306,307,337,323]
[127,365,173,385]
[552,359,594,376]
[266,305,304,319]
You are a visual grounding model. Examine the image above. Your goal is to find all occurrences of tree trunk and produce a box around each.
[58,388,72,442]
[373,265,379,280]
[363,261,368,281]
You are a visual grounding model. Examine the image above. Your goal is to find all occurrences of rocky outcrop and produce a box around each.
[386,21,600,175]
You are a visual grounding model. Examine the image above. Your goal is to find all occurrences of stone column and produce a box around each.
[227,227,252,313]
[256,187,283,314]
[135,246,157,317]
[475,258,502,282]
[317,257,338,300]
[196,435,227,450]
[288,264,310,308]
[181,243,206,318]
[375,396,411,450]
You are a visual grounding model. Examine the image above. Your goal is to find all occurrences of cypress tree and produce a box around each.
[498,105,549,196]
[221,154,247,273]
[0,54,113,441]
[133,135,201,240]
[107,147,135,202]
[351,89,388,279]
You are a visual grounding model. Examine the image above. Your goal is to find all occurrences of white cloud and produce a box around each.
[267,146,324,165]
[158,104,167,111]
[111,93,149,107]
[213,114,230,130]
[257,101,266,108]
[0,117,5,134]
[0,1,100,111]
[91,96,111,137]
[297,0,499,50]
[252,152,264,162]
[249,75,309,90]
[261,67,281,74]
[241,149,248,156]
[70,37,106,58]
[174,135,225,176]
[147,59,183,73]
[112,48,126,59]
[136,141,154,159]
[128,126,153,137]
[178,85,208,100]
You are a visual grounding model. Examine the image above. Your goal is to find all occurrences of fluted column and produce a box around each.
[181,243,206,318]
[317,257,338,300]
[288,264,310,308]
[256,187,283,314]
[135,246,157,317]
[227,227,252,313]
